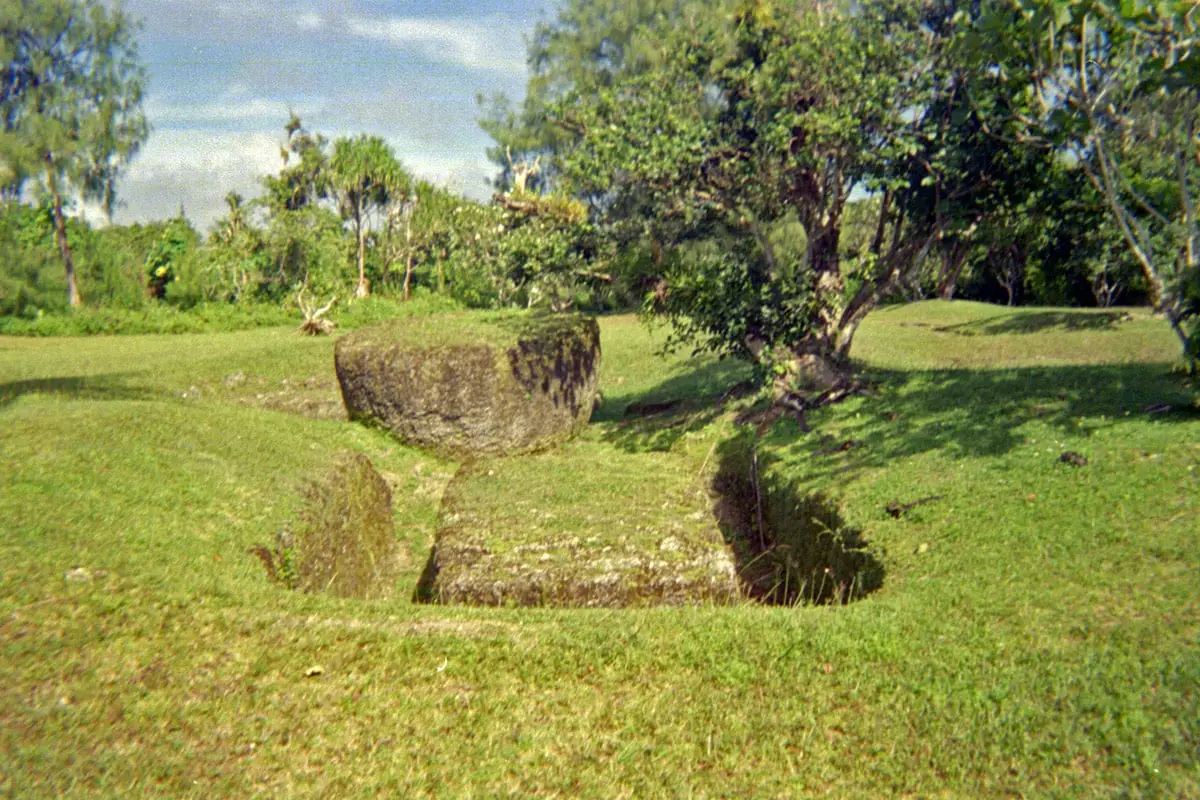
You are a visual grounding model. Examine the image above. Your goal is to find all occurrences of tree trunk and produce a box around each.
[806,225,844,351]
[50,185,82,308]
[937,243,968,300]
[403,208,414,301]
[745,332,855,428]
[354,199,369,298]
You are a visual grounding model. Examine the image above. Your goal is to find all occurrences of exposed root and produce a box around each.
[772,377,867,434]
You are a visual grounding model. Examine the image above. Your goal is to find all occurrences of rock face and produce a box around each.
[335,313,600,457]
[294,452,401,599]
[420,444,741,608]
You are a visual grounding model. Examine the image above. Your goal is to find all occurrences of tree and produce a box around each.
[554,0,963,417]
[900,45,1066,302]
[144,213,198,299]
[379,182,425,301]
[969,0,1199,360]
[327,135,408,298]
[0,0,149,307]
[262,114,328,213]
[478,0,703,193]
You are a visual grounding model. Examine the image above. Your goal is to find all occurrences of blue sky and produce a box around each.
[108,0,553,231]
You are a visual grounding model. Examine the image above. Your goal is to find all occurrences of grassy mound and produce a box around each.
[428,442,738,607]
[335,311,600,456]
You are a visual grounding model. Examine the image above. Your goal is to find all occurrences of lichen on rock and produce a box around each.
[334,312,600,457]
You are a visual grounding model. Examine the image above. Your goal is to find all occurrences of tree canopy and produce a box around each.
[550,0,974,415]
[328,135,410,299]
[0,0,149,306]
[968,0,1199,361]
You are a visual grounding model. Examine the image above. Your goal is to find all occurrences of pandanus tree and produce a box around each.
[328,135,409,298]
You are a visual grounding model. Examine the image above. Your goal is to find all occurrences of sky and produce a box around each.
[104,0,553,232]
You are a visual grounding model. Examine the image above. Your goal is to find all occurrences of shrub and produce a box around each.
[0,302,293,336]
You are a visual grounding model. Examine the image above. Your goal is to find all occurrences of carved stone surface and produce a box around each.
[335,313,600,457]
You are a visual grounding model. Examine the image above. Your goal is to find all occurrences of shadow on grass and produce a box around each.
[592,349,1194,469]
[932,310,1132,336]
[785,361,1197,485]
[413,545,439,604]
[0,375,158,409]
[594,356,752,423]
[711,433,884,605]
[593,357,754,452]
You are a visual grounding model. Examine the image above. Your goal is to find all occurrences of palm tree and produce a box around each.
[328,135,408,298]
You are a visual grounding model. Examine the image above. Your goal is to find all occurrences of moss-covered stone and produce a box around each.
[334,312,600,456]
[290,452,401,599]
[425,443,739,607]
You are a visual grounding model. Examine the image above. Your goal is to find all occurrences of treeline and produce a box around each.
[2,0,1197,388]
[0,138,1151,324]
[475,0,1199,401]
[0,118,627,321]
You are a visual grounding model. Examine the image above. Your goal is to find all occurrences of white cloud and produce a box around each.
[343,16,527,73]
[110,129,494,229]
[113,130,283,230]
[296,12,324,30]
[147,97,301,126]
[399,150,496,201]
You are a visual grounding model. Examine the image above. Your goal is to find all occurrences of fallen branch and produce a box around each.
[297,292,337,336]
[885,495,943,519]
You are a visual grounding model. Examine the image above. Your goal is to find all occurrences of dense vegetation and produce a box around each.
[2,1,1199,792]
[3,0,1198,394]
[485,0,1200,409]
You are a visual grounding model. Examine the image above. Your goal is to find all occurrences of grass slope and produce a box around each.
[1,300,1197,797]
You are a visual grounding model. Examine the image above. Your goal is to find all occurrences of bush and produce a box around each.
[0,202,194,315]
[334,291,462,331]
[0,302,293,336]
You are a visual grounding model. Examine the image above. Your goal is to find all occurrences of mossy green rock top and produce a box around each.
[334,312,600,456]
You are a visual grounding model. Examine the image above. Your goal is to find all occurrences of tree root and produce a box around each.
[297,291,337,336]
[773,378,869,433]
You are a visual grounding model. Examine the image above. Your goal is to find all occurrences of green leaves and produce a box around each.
[549,0,954,376]
[0,0,148,305]
[328,135,409,211]
[969,0,1200,357]
[0,0,148,210]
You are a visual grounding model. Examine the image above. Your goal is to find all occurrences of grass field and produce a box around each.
[1,300,1197,797]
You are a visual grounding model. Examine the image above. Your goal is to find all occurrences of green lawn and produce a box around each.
[1,300,1196,797]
